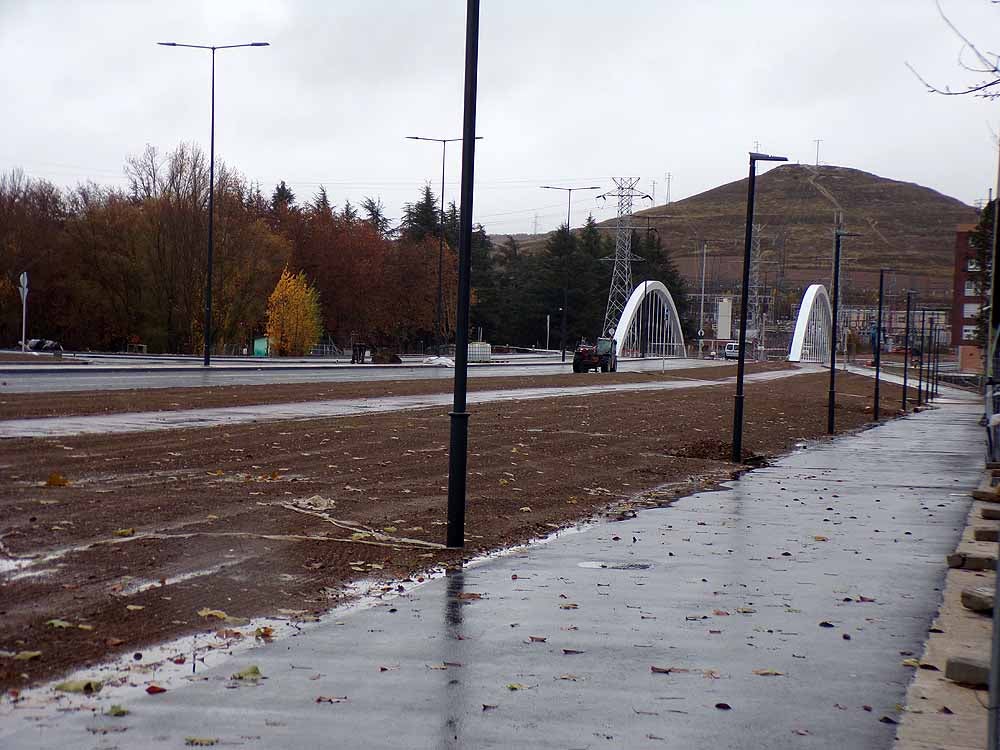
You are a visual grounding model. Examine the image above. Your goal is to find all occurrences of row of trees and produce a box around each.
[0,143,690,354]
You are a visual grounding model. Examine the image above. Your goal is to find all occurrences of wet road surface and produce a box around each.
[0,366,812,438]
[0,395,981,749]
[0,357,723,394]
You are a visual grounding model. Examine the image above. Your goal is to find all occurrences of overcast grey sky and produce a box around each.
[1,0,998,234]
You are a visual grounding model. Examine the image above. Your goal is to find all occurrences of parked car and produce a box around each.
[20,338,63,352]
[723,342,740,360]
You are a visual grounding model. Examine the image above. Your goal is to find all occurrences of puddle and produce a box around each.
[578,561,652,570]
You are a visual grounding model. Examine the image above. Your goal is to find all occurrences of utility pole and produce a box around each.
[874,269,886,421]
[651,179,657,206]
[665,172,671,205]
[814,139,822,166]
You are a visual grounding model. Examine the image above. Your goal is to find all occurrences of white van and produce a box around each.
[723,342,740,360]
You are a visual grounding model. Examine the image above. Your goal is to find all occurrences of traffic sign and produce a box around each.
[697,329,705,338]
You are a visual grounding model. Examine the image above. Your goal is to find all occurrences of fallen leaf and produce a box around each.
[651,666,689,674]
[45,619,74,629]
[146,684,167,694]
[713,610,731,616]
[13,651,41,661]
[559,603,579,610]
[858,595,876,603]
[813,535,829,542]
[562,649,584,655]
[255,626,274,640]
[752,668,784,676]
[879,716,898,725]
[105,638,125,647]
[939,706,954,714]
[113,528,135,538]
[482,703,498,711]
[45,473,69,487]
[198,608,228,620]
[793,729,811,736]
[231,665,262,681]
[125,605,144,612]
[77,624,94,632]
[901,658,921,668]
[736,607,756,614]
[506,683,528,691]
[557,674,578,681]
[528,636,547,643]
[107,705,129,717]
[819,621,834,628]
[715,702,732,710]
[918,663,940,672]
[184,738,218,747]
[519,507,532,513]
[315,695,348,704]
[456,592,482,601]
[55,679,102,694]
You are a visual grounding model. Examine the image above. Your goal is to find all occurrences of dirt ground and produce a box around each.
[0,362,775,420]
[0,369,907,691]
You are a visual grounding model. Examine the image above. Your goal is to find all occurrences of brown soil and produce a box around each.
[0,370,905,691]
[0,362,784,420]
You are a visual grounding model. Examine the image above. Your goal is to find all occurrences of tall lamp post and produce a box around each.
[873,268,891,421]
[732,152,786,463]
[540,185,600,362]
[903,290,913,411]
[158,41,269,366]
[827,227,860,434]
[407,135,482,352]
[445,0,481,549]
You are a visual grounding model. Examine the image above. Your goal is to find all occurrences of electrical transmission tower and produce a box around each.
[599,178,651,335]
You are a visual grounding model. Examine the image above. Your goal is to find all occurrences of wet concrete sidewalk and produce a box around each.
[0,366,813,439]
[2,398,983,749]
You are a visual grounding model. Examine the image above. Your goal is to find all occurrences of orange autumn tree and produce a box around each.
[265,268,323,356]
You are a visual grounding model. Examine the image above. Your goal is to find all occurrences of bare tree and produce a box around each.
[908,0,1000,97]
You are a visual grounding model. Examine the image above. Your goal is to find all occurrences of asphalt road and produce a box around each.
[0,357,726,394]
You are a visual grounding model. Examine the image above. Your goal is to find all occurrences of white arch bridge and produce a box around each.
[787,283,833,363]
[611,280,687,359]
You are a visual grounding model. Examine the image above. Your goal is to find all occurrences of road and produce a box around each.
[0,356,726,394]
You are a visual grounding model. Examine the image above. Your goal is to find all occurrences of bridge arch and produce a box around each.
[611,280,686,358]
[788,284,832,363]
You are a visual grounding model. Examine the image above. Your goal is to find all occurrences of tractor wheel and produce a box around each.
[600,362,609,373]
[572,362,582,373]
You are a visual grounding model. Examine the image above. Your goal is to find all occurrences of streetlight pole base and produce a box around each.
[446,411,470,549]
[827,387,836,434]
[731,394,744,463]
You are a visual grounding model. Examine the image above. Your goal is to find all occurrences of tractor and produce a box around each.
[572,337,618,373]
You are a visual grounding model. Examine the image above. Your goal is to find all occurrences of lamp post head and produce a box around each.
[157,42,178,46]
[250,42,270,46]
[749,152,788,163]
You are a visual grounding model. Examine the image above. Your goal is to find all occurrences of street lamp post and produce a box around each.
[18,271,27,353]
[903,290,913,411]
[874,268,888,421]
[445,0,481,549]
[406,135,482,352]
[827,228,860,434]
[918,309,927,405]
[540,185,600,363]
[732,152,787,463]
[158,41,269,366]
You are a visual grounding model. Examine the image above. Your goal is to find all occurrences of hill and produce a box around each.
[504,165,978,299]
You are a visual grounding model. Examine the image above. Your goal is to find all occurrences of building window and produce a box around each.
[965,279,978,296]
[964,302,981,319]
[968,258,982,271]
[963,325,979,341]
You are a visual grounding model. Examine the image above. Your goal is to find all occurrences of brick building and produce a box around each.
[951,223,982,345]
